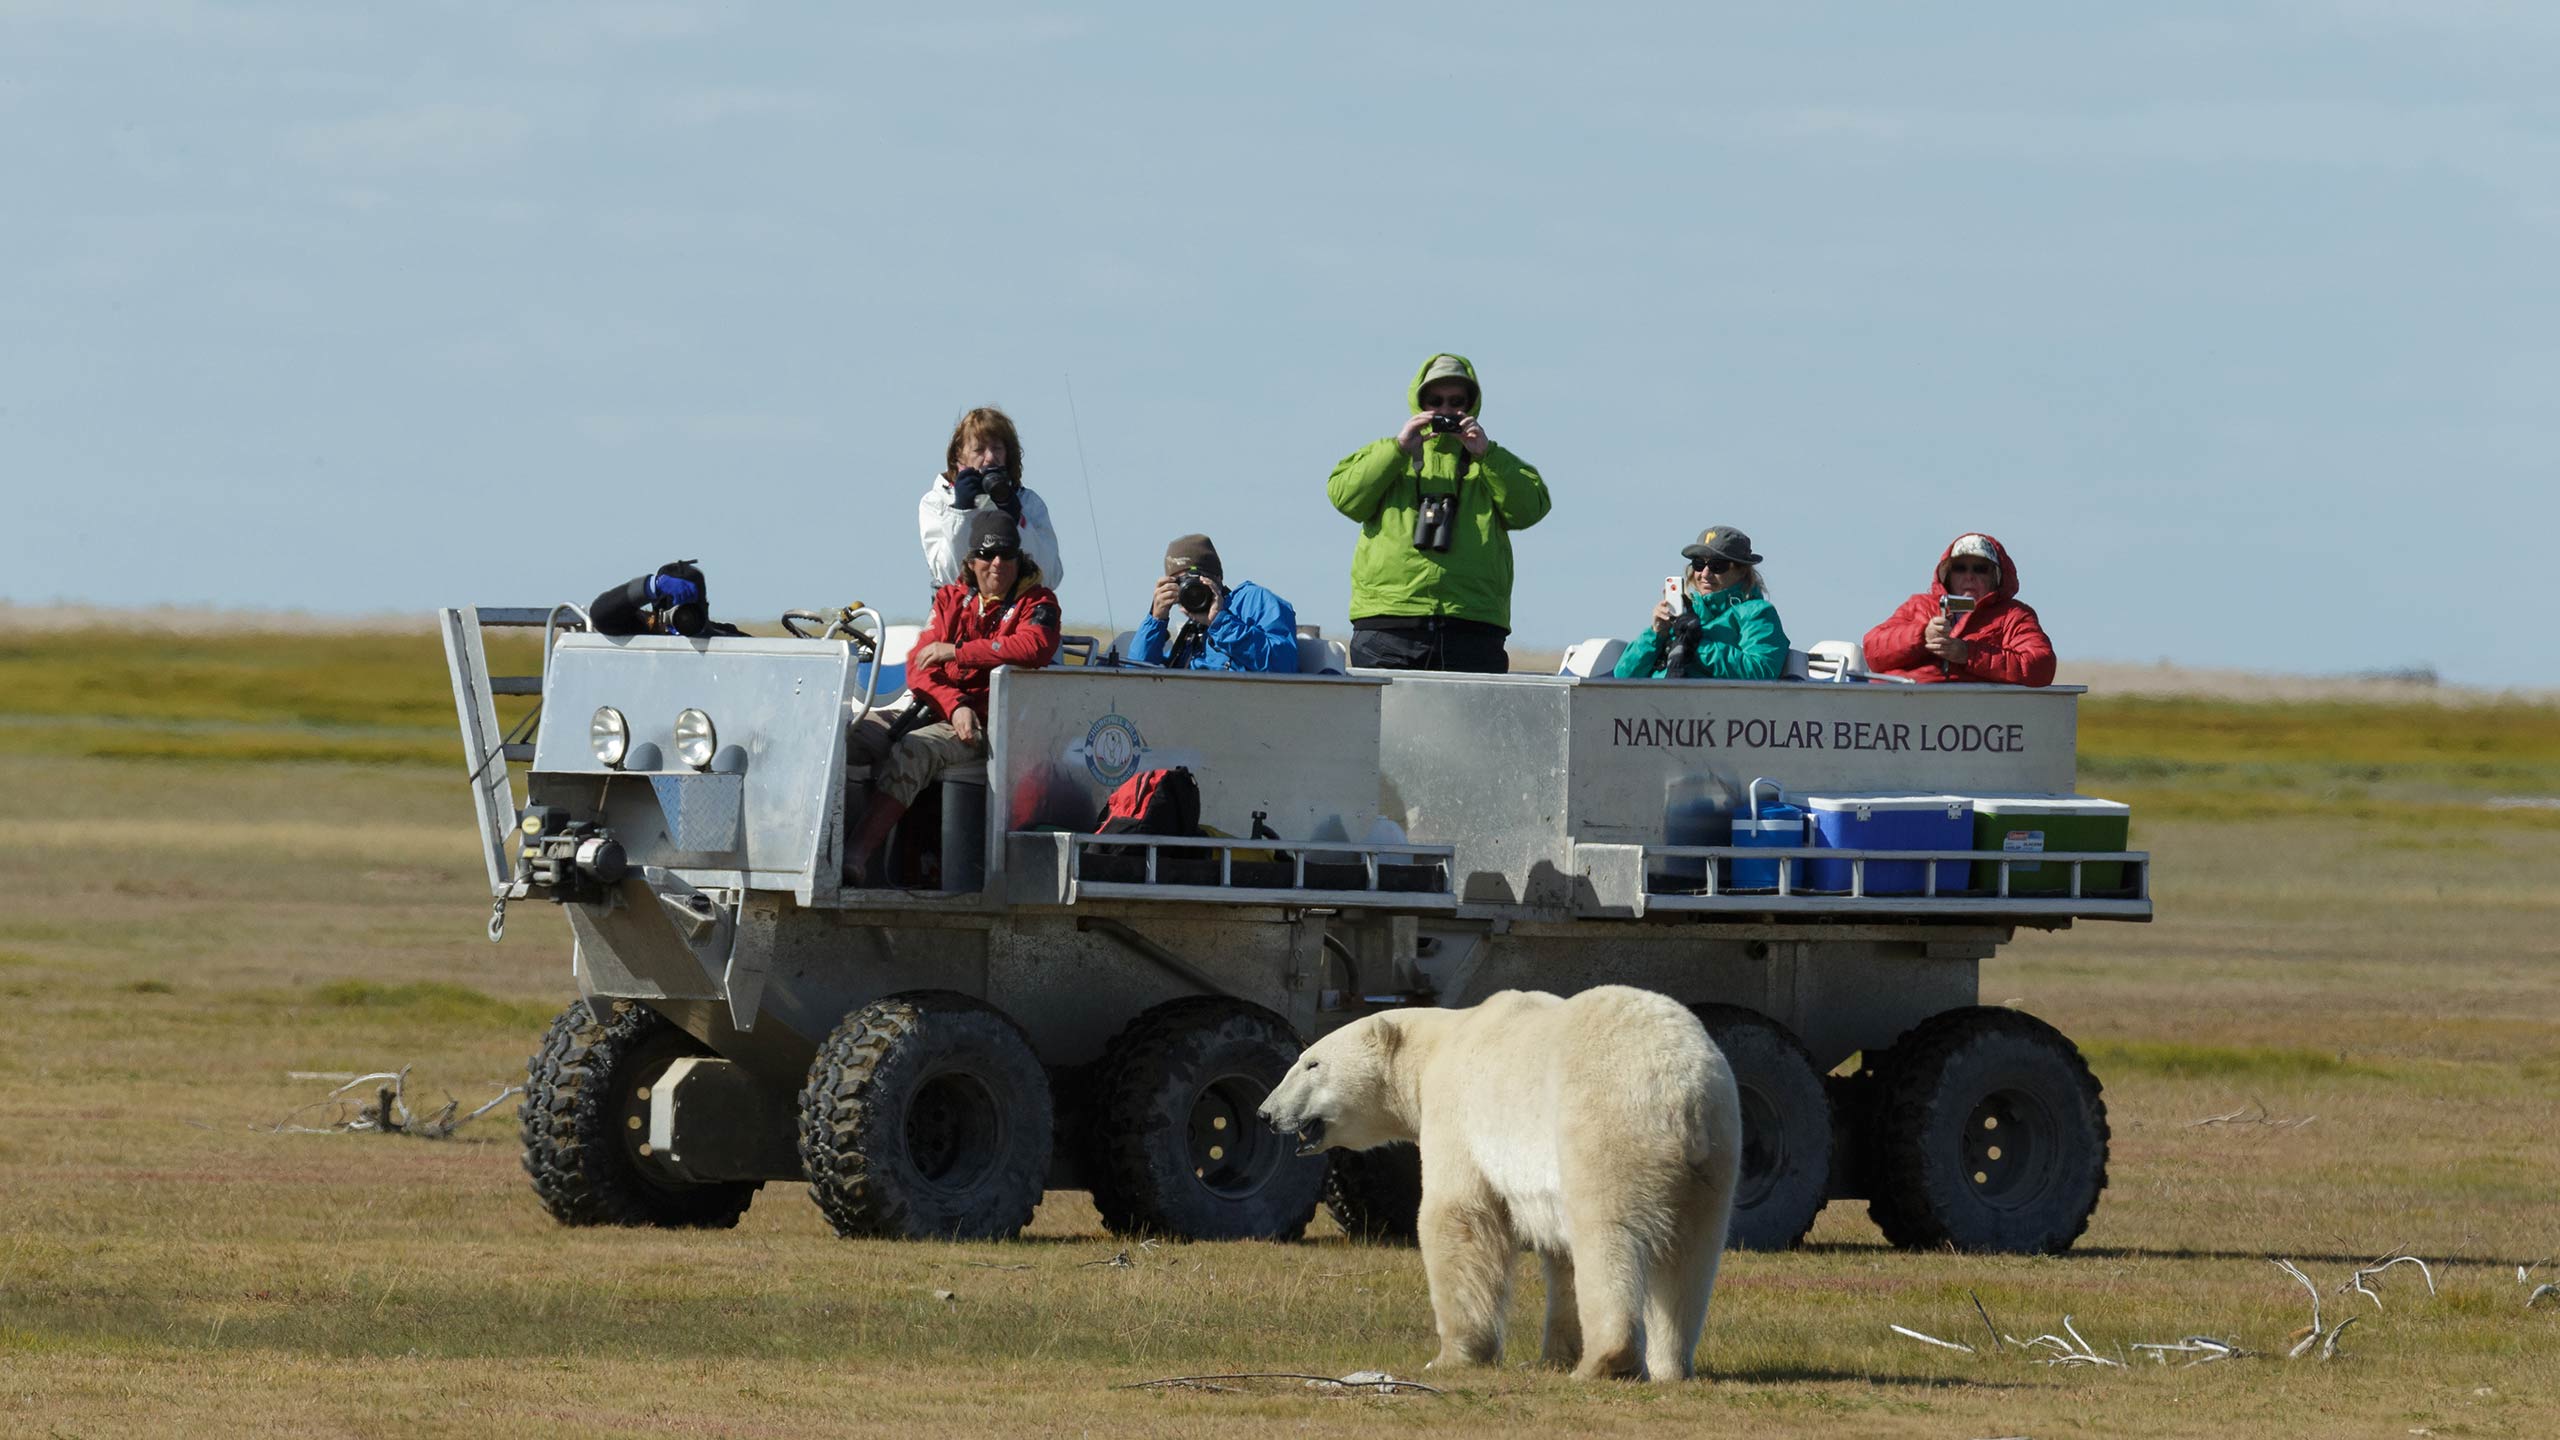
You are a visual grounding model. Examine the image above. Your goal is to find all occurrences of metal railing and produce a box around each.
[442,604,579,896]
[1053,831,1459,910]
[1636,843,2151,919]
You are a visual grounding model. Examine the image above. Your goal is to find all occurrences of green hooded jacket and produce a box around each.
[1326,354,1551,630]
[1614,581,1791,680]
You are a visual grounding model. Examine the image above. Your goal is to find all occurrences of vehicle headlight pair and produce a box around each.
[589,707,716,770]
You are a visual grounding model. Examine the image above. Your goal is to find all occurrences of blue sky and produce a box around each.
[6,2,2553,683]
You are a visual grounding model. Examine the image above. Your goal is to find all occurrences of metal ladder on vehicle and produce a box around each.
[440,605,585,929]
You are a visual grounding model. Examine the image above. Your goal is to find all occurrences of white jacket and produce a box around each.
[916,474,1067,591]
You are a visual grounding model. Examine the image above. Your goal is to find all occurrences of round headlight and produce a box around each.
[590,707,629,767]
[673,709,717,770]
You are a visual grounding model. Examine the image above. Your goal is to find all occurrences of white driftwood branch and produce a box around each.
[2130,1337,2242,1366]
[1889,1324,1976,1353]
[2275,1259,2322,1343]
[277,1067,517,1139]
[2343,1254,2436,1311]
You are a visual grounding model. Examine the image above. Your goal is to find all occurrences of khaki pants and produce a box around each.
[847,710,987,809]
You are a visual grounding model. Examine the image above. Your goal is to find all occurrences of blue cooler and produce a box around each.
[1727,777,1806,891]
[1803,794,1973,896]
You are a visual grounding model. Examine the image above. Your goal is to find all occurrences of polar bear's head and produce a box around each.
[1257,1011,1423,1156]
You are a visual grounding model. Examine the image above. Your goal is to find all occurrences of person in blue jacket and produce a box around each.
[1133,533,1301,672]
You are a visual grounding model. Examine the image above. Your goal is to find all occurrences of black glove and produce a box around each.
[950,468,984,511]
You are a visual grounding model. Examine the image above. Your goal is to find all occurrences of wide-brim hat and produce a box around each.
[1681,526,1762,566]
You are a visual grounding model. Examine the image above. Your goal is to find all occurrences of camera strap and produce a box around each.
[1407,445,1471,504]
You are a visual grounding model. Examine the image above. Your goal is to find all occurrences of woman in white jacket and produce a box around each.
[917,406,1065,595]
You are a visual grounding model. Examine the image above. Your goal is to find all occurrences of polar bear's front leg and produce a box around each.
[1538,1252,1582,1368]
[1418,1186,1515,1370]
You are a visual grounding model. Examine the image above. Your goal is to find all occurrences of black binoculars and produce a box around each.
[1411,492,1457,553]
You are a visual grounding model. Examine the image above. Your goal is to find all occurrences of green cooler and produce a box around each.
[1970,796,2131,895]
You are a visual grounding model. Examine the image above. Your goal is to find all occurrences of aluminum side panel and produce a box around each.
[1565,681,2079,844]
[530,635,856,885]
[990,667,1386,845]
[1376,674,1574,907]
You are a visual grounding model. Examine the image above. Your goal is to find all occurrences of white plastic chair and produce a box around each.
[1804,639,1868,683]
[1557,637,1626,677]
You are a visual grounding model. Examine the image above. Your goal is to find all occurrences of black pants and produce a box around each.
[1348,624,1510,674]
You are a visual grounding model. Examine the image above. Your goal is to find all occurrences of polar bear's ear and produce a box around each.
[1369,1014,1405,1061]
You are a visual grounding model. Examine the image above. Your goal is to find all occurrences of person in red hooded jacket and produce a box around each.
[843,509,1062,885]
[1862,533,2056,686]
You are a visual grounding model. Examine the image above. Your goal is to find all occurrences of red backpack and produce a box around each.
[1096,767,1201,841]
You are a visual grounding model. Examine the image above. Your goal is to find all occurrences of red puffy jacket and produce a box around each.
[908,579,1062,721]
[1863,534,2056,686]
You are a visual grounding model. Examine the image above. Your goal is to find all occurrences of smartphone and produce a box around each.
[1662,576,1682,609]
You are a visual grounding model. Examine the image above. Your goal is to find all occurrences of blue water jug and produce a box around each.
[1728,777,1806,891]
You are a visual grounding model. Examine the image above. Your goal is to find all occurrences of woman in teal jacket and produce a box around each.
[1614,524,1791,680]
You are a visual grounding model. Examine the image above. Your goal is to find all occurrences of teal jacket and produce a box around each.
[1325,353,1551,630]
[1614,582,1790,680]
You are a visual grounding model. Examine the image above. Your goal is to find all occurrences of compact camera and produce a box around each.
[1411,492,1457,553]
[1176,571,1219,614]
[1427,414,1465,435]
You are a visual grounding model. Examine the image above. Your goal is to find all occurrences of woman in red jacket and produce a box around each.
[844,510,1062,885]
[1862,533,2056,686]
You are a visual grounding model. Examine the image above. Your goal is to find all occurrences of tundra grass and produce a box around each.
[5,743,2560,1437]
[8,628,2559,827]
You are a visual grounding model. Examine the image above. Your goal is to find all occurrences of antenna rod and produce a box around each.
[1063,374,1117,639]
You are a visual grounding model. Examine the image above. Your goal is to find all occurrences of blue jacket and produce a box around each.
[1134,580,1300,672]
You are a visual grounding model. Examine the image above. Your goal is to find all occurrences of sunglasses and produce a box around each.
[974,546,1021,562]
[1688,558,1734,575]
[1419,391,1472,409]
[1946,561,1995,576]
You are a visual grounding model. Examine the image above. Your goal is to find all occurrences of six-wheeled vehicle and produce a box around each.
[442,602,2147,1253]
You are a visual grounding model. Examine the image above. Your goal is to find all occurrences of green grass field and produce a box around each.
[3,630,2557,1437]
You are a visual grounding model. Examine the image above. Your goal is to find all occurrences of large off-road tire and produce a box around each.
[520,998,761,1228]
[1322,1143,1423,1245]
[1866,1007,2108,1254]
[1083,996,1326,1241]
[798,991,1053,1240]
[1691,1004,1835,1251]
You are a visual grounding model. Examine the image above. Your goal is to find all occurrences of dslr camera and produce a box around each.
[981,468,1022,514]
[1663,611,1706,679]
[1176,571,1219,614]
[1427,414,1465,434]
[1411,491,1457,553]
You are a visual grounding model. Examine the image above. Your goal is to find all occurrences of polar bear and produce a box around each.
[1258,986,1741,1382]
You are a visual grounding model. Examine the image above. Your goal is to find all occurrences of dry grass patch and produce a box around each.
[5,666,2560,1435]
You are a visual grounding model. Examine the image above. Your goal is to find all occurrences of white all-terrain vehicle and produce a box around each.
[442,604,2147,1253]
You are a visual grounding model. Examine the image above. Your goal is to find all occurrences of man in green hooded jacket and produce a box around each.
[1326,353,1551,672]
